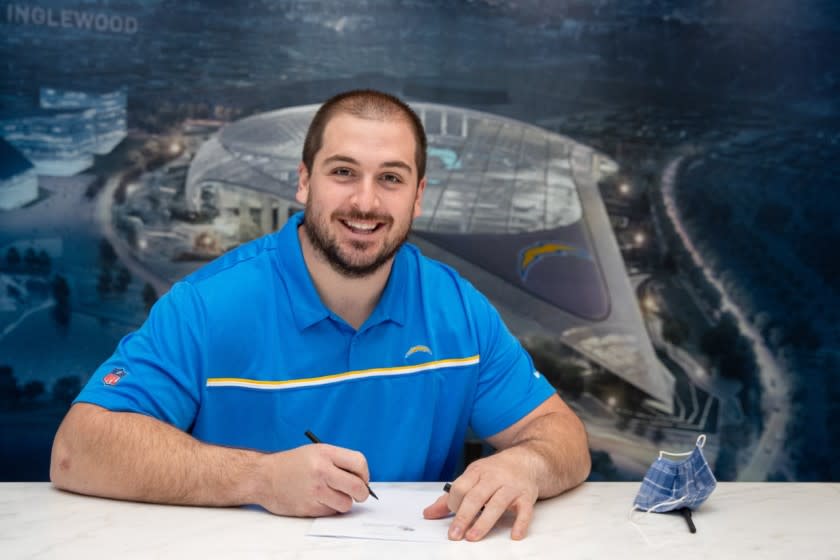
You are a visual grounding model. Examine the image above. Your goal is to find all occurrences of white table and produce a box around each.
[2,482,838,559]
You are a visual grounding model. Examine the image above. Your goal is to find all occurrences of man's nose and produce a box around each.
[350,176,380,211]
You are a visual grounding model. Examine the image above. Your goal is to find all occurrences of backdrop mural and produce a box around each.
[1,0,838,482]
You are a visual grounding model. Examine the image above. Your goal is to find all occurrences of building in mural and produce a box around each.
[39,88,127,155]
[0,138,38,210]
[0,89,126,176]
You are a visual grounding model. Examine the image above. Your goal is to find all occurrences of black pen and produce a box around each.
[678,507,696,533]
[304,430,379,500]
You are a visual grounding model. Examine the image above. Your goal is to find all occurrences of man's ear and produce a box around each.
[296,162,309,205]
[413,176,427,218]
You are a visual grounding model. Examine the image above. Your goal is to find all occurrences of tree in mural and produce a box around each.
[51,275,71,328]
[52,376,81,407]
[21,380,45,402]
[114,267,132,292]
[23,248,38,270]
[97,268,112,296]
[37,250,51,273]
[5,247,21,269]
[142,283,158,311]
[0,365,20,409]
[99,239,118,269]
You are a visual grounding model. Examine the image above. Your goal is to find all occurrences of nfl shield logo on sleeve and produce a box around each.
[103,368,127,386]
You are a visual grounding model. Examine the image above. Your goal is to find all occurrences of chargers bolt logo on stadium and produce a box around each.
[103,368,127,386]
[518,241,592,280]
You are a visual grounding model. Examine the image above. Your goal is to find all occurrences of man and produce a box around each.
[51,89,590,541]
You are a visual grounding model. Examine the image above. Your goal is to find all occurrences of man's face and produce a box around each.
[296,113,426,277]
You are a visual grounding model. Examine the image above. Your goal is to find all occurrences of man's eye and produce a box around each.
[333,168,353,176]
[382,173,402,184]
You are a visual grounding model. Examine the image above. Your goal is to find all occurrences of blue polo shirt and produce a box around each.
[76,212,557,481]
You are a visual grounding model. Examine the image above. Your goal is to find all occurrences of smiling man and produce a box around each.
[50,90,590,541]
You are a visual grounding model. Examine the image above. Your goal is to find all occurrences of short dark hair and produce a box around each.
[302,89,427,180]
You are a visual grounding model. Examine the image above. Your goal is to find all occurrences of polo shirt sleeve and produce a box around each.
[73,281,205,431]
[466,284,557,440]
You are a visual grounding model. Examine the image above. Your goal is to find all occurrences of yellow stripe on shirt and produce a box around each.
[206,354,480,390]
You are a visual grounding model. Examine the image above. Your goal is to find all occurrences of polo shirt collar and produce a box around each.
[281,212,408,331]
[363,245,408,329]
[281,213,330,331]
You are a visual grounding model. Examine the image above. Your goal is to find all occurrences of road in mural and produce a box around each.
[1,0,838,482]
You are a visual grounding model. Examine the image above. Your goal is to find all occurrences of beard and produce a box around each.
[302,206,412,278]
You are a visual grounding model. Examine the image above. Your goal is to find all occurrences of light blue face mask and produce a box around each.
[632,434,717,513]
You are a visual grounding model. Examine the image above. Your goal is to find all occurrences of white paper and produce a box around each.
[307,488,452,542]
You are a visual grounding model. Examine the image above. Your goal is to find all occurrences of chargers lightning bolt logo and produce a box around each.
[518,241,592,280]
[404,345,433,359]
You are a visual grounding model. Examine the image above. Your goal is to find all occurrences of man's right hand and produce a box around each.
[254,443,372,517]
[51,405,372,518]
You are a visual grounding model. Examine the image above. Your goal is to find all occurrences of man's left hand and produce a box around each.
[422,447,539,541]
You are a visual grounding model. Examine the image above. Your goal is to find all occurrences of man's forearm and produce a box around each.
[50,403,263,507]
[507,408,591,498]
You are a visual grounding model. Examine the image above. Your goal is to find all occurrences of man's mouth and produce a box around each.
[339,218,386,234]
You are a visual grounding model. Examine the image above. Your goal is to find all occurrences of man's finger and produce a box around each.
[422,493,451,519]
[314,484,354,514]
[307,500,340,517]
[328,447,370,484]
[445,468,480,514]
[510,498,534,540]
[464,488,516,541]
[448,481,495,540]
[325,463,370,503]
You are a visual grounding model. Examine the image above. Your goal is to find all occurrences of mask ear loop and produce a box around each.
[658,434,707,459]
[628,498,690,549]
[629,495,688,518]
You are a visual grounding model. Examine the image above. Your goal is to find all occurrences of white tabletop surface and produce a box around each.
[2,482,839,559]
